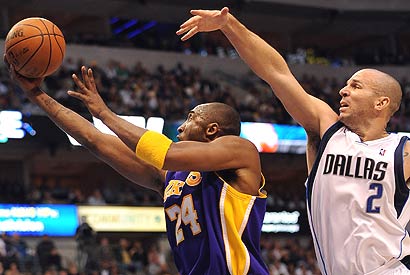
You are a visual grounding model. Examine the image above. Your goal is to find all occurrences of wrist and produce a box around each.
[221,13,234,34]
[27,86,44,97]
[136,130,172,169]
[96,107,114,121]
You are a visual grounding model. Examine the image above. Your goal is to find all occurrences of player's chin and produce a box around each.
[338,113,348,123]
[338,115,354,128]
[338,110,348,119]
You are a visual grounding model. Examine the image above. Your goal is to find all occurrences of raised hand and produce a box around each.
[68,66,110,119]
[4,54,44,94]
[176,7,230,41]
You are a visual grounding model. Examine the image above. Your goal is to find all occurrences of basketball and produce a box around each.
[4,17,66,78]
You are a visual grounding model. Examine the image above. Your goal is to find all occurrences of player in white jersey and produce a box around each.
[177,7,410,275]
[307,123,410,274]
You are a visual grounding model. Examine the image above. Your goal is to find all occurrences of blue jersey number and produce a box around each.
[366,183,383,213]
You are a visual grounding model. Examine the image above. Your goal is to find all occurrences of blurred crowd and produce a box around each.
[69,21,410,67]
[0,56,409,132]
[0,231,319,275]
[0,231,175,275]
[0,173,305,214]
[0,175,162,207]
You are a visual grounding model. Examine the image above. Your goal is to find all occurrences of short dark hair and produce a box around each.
[204,102,241,136]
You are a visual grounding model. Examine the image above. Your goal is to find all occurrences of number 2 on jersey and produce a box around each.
[165,194,202,245]
[366,183,383,213]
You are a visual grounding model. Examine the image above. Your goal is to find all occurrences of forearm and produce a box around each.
[28,88,166,193]
[97,109,147,152]
[221,14,291,83]
[28,87,98,147]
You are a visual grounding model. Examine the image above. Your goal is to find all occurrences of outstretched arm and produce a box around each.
[68,66,262,195]
[7,65,165,195]
[177,7,338,137]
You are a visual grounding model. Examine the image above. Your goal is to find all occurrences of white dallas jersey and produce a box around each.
[306,122,410,275]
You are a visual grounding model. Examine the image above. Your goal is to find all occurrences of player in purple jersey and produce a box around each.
[7,61,269,274]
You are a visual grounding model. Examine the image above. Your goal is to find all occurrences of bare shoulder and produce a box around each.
[215,135,258,149]
[216,136,262,195]
[215,135,260,167]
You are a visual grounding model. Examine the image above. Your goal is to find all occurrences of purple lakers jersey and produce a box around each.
[164,171,268,275]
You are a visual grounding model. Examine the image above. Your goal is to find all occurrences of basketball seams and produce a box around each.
[11,34,44,76]
[38,18,53,76]
[51,24,65,58]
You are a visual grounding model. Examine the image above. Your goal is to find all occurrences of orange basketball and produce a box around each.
[4,17,66,78]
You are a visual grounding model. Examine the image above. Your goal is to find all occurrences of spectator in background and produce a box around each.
[9,233,31,272]
[68,188,86,204]
[86,189,106,205]
[75,216,97,273]
[113,238,132,274]
[95,237,114,272]
[66,262,80,275]
[47,247,63,272]
[4,262,20,275]
[35,235,55,273]
[146,244,169,275]
[129,240,146,272]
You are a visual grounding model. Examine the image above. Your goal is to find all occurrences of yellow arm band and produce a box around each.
[136,130,173,169]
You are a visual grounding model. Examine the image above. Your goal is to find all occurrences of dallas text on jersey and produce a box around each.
[323,154,388,181]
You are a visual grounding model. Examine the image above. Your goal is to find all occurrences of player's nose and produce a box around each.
[177,123,185,133]
[339,87,349,97]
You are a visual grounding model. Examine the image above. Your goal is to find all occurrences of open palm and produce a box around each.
[176,7,230,41]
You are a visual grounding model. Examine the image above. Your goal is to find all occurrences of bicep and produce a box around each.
[163,137,259,172]
[266,72,338,135]
[88,133,165,194]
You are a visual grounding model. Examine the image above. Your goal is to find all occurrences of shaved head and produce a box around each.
[355,69,402,116]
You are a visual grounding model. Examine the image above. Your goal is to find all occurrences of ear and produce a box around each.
[205,122,220,140]
[375,96,390,111]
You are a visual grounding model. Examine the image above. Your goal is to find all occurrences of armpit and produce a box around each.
[404,141,410,186]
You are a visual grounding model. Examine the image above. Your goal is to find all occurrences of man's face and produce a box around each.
[338,70,380,126]
[177,105,208,142]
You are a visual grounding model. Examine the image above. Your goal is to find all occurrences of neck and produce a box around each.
[342,118,389,142]
[346,124,389,142]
